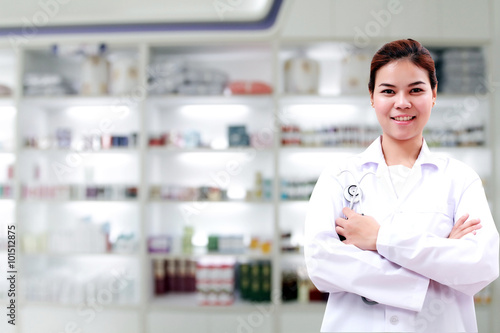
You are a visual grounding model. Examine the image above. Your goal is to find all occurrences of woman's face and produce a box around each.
[370,59,437,143]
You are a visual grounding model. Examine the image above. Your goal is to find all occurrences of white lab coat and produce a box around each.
[304,137,499,332]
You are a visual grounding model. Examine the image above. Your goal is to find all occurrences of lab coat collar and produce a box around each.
[358,136,445,170]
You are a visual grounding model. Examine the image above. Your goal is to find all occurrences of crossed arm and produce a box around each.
[335,208,482,251]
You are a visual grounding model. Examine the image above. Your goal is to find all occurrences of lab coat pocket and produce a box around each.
[397,202,454,237]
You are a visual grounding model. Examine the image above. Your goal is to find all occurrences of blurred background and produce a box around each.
[0,0,499,332]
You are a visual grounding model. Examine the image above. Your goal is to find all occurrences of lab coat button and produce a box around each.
[390,316,399,325]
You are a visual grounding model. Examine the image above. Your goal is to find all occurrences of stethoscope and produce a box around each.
[339,169,377,216]
[338,169,379,306]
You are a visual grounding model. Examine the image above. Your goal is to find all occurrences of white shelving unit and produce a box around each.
[0,32,495,333]
[0,47,17,333]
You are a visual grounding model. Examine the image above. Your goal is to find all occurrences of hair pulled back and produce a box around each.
[368,39,437,94]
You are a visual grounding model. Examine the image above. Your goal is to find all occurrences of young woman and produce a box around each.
[304,39,499,332]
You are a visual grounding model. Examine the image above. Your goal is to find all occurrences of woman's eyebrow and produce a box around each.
[408,81,426,87]
[378,83,395,87]
[378,81,426,88]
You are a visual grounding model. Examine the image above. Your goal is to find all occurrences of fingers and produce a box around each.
[463,218,481,227]
[342,207,356,219]
[459,218,481,230]
[457,224,482,238]
[450,217,482,239]
[455,213,469,227]
[335,226,345,239]
[469,224,482,235]
[336,217,347,228]
[463,218,482,236]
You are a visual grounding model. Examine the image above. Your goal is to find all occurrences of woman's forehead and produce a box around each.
[375,59,431,86]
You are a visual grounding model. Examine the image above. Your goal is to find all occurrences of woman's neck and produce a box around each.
[380,134,423,168]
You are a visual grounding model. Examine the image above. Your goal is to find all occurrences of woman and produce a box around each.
[304,39,499,332]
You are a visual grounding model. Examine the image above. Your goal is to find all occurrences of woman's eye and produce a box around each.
[381,89,395,94]
[411,88,423,93]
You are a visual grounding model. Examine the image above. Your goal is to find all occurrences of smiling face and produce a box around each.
[370,59,437,144]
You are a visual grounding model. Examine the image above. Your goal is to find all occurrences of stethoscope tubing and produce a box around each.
[337,169,379,305]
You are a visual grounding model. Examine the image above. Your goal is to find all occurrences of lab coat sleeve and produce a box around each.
[376,175,499,296]
[304,167,430,312]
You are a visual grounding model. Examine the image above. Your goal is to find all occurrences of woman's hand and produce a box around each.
[335,207,380,251]
[449,213,482,239]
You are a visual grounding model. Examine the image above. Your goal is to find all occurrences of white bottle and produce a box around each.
[81,55,109,96]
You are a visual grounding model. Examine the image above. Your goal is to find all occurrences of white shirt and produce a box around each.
[388,164,412,198]
[304,137,499,332]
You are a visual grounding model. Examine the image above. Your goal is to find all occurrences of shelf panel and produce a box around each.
[279,94,370,105]
[0,97,14,106]
[21,147,139,154]
[148,199,272,204]
[280,301,327,312]
[149,252,272,261]
[147,147,273,154]
[20,198,139,204]
[20,95,137,108]
[280,251,305,258]
[279,199,309,204]
[147,95,273,106]
[279,146,365,154]
[150,293,270,312]
[150,294,327,312]
[430,146,491,153]
[22,252,139,258]
[21,300,140,311]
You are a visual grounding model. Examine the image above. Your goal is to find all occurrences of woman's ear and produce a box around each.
[432,85,437,106]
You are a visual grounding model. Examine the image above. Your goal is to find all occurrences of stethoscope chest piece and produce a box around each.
[344,184,362,203]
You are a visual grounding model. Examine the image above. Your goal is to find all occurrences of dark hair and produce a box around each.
[368,39,437,94]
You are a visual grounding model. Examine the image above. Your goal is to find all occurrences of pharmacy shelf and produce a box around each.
[0,31,494,333]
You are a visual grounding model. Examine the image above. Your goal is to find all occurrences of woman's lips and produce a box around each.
[391,115,416,123]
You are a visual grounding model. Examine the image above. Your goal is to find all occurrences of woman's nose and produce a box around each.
[395,93,411,109]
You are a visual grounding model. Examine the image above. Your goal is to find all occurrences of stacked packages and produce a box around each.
[439,48,486,94]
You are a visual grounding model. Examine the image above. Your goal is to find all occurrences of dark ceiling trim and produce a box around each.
[0,0,283,36]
